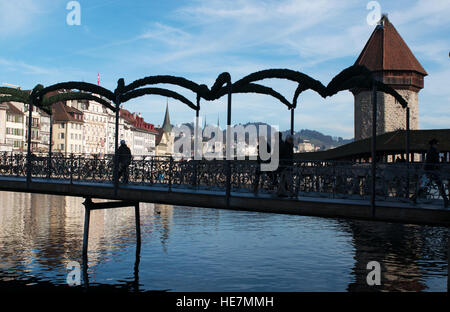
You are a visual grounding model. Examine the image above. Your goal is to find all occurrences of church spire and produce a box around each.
[162,100,172,133]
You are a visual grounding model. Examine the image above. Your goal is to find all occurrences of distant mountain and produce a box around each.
[175,122,353,150]
[282,129,353,150]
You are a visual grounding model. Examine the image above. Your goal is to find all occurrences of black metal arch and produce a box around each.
[33,81,116,105]
[123,75,210,100]
[0,85,52,115]
[325,65,408,107]
[43,92,115,112]
[232,69,327,98]
[208,72,231,100]
[214,83,292,109]
[121,87,198,111]
[0,87,28,100]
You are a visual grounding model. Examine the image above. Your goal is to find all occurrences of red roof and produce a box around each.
[5,102,24,115]
[355,16,427,76]
[119,109,158,134]
[52,102,84,123]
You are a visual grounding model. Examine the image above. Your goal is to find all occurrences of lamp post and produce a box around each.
[225,79,232,208]
[290,108,294,136]
[114,96,120,195]
[371,82,377,217]
[26,98,33,186]
[406,107,410,163]
[406,106,411,198]
[48,114,53,178]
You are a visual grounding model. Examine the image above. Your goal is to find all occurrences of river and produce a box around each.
[0,191,448,292]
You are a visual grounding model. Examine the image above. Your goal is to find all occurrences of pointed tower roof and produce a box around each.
[355,15,427,76]
[162,101,172,133]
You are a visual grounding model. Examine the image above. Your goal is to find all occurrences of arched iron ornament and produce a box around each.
[214,82,292,109]
[123,75,210,100]
[121,87,197,111]
[121,72,292,111]
[33,81,116,107]
[232,69,327,99]
[0,85,53,115]
[325,65,408,107]
[0,87,29,102]
[42,92,115,112]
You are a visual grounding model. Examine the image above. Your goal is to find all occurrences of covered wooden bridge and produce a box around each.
[295,129,450,163]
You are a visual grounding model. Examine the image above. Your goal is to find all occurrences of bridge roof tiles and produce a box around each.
[295,129,450,161]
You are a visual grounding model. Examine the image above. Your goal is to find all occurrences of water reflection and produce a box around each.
[0,191,448,291]
[339,220,448,291]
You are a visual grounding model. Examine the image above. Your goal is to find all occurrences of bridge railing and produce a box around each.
[0,152,448,205]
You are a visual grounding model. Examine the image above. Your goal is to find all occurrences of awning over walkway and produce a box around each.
[295,129,450,161]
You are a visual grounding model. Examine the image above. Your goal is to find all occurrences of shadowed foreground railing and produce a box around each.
[0,152,448,205]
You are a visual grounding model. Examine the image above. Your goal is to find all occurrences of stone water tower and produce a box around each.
[352,15,427,141]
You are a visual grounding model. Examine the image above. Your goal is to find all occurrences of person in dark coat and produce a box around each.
[117,140,132,183]
[424,139,440,171]
[412,138,448,207]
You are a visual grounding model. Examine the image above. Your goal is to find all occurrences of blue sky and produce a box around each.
[0,0,449,139]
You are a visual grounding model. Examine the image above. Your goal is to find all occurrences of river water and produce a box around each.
[0,191,448,292]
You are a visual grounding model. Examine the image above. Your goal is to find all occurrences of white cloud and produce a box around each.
[0,57,55,76]
[1,0,448,138]
[0,0,55,38]
[139,23,192,47]
[390,0,450,27]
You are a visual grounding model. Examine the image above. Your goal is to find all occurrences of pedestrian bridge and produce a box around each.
[0,153,449,226]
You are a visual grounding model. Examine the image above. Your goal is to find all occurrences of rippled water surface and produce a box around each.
[0,191,448,291]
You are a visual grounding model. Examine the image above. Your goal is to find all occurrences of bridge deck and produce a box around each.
[1,176,449,226]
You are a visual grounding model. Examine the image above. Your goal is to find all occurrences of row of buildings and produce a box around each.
[0,95,175,157]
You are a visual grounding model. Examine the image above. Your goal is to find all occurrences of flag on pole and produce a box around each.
[97,73,100,85]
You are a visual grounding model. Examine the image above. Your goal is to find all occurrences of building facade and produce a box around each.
[24,104,41,152]
[0,91,165,157]
[297,140,320,153]
[5,102,25,151]
[76,99,108,155]
[52,102,84,155]
[120,109,157,157]
[38,112,51,152]
[0,103,10,151]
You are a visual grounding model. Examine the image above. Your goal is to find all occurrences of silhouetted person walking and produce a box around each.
[412,138,448,208]
[117,140,132,183]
